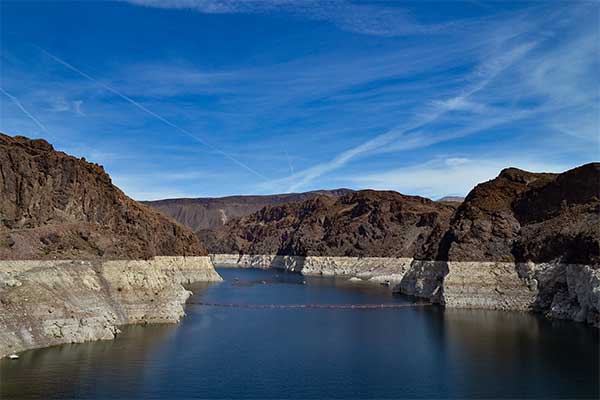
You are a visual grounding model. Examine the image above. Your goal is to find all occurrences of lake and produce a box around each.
[1,267,598,399]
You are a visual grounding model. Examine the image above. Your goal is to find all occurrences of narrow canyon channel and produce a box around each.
[1,267,598,399]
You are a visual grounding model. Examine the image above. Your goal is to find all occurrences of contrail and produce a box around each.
[37,47,268,181]
[0,87,48,132]
[284,41,537,192]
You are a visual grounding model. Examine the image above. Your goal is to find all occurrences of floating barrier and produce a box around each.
[190,302,432,309]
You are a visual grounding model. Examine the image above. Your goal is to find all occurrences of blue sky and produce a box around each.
[1,1,598,200]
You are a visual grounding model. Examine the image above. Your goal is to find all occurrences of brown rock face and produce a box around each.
[438,163,600,264]
[201,190,457,257]
[0,133,206,259]
[200,163,599,267]
[143,189,353,232]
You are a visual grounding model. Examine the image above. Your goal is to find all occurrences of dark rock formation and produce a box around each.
[144,189,353,232]
[0,133,206,259]
[438,163,600,263]
[201,190,457,257]
[432,163,599,325]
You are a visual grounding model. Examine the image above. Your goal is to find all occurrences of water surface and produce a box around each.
[1,267,598,399]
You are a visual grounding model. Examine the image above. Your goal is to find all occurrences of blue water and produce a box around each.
[1,267,598,399]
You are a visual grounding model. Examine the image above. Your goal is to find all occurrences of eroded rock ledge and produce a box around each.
[0,256,222,358]
[212,254,599,326]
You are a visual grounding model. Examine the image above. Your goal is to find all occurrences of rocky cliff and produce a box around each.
[0,133,206,259]
[0,257,221,358]
[0,133,222,356]
[202,190,457,257]
[207,164,599,326]
[144,189,353,232]
[429,163,600,325]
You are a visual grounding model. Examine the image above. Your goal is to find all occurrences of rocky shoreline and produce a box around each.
[211,254,599,326]
[0,256,222,358]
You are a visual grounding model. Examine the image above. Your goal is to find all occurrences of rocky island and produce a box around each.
[0,134,222,357]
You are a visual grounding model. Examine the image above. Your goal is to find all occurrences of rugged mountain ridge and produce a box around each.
[438,163,600,263]
[206,164,599,264]
[201,190,457,258]
[202,163,599,325]
[0,133,221,357]
[430,163,600,325]
[144,189,353,232]
[0,133,206,259]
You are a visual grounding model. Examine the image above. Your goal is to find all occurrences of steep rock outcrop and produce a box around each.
[429,163,600,325]
[0,133,206,259]
[207,164,599,326]
[203,190,457,258]
[0,133,222,356]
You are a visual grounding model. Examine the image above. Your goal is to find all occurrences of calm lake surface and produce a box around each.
[1,267,598,399]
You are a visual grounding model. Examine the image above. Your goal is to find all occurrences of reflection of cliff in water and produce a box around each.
[0,324,177,399]
[1,269,598,399]
[1,284,217,400]
[440,308,600,398]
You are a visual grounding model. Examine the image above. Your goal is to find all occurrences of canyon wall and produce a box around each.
[211,254,413,283]
[0,133,206,260]
[203,190,456,257]
[205,163,600,326]
[212,254,599,326]
[0,134,223,356]
[0,256,221,358]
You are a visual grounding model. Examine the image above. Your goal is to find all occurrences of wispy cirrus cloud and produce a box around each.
[123,0,467,37]
[347,156,570,200]
[1,1,597,199]
[259,39,538,192]
[255,4,599,193]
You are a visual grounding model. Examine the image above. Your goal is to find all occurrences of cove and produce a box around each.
[1,267,598,399]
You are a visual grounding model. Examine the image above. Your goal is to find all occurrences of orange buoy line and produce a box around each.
[189,302,432,309]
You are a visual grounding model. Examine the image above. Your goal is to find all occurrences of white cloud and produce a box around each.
[348,157,570,200]
[111,171,220,200]
[257,4,599,193]
[73,100,84,116]
[261,39,537,193]
[47,96,85,115]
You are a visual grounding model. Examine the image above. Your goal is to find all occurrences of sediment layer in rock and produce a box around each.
[211,254,413,283]
[0,256,222,357]
[206,164,600,325]
[212,254,599,326]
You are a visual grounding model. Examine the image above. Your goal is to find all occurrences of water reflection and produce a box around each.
[0,324,177,399]
[1,268,597,399]
[435,307,598,398]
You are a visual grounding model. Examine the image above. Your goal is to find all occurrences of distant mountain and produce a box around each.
[200,190,457,257]
[0,133,205,259]
[437,196,465,203]
[144,189,353,232]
